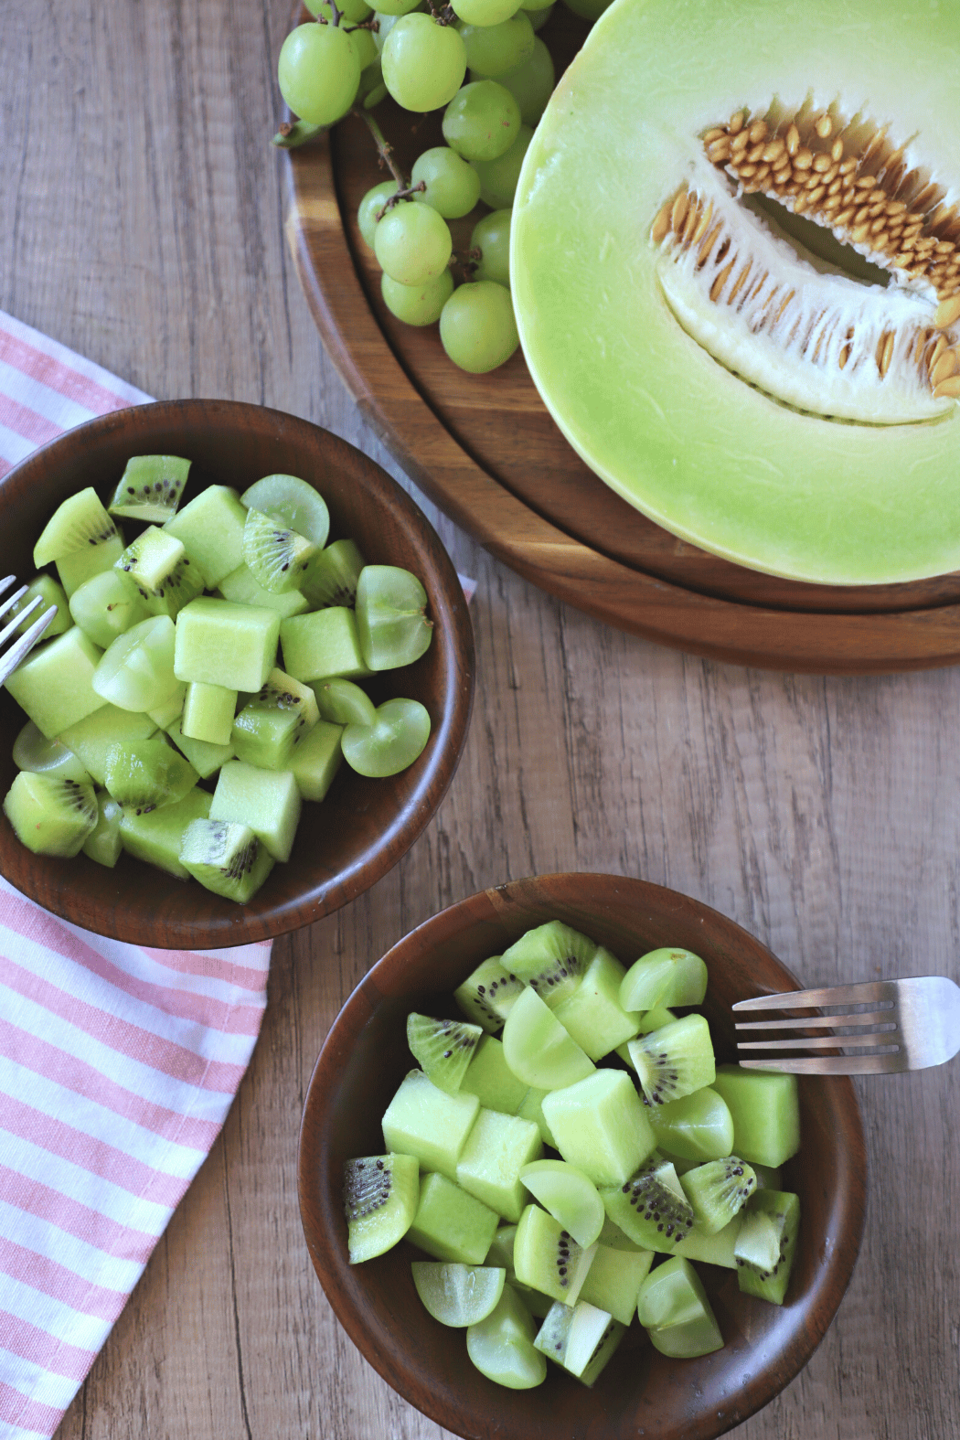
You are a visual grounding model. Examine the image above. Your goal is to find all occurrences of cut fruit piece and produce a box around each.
[734,1206,783,1275]
[637,1256,724,1357]
[735,1189,800,1304]
[627,1013,716,1106]
[92,615,179,714]
[647,1086,735,1162]
[411,1261,506,1326]
[459,1035,529,1115]
[241,507,316,594]
[217,562,310,618]
[502,985,595,1091]
[407,1170,500,1264]
[12,721,89,784]
[33,487,118,568]
[301,537,365,608]
[454,955,524,1033]
[182,681,238,747]
[114,525,188,598]
[619,948,708,1012]
[165,718,234,781]
[519,1160,604,1248]
[58,704,158,786]
[465,1283,547,1389]
[534,1300,624,1385]
[174,597,281,693]
[499,919,594,1010]
[82,792,124,868]
[144,553,205,620]
[9,575,70,639]
[542,1068,656,1187]
[312,677,377,728]
[119,785,212,879]
[511,0,960,586]
[103,737,199,814]
[552,945,640,1059]
[5,627,106,738]
[600,1154,696,1251]
[343,1152,419,1264]
[381,1068,480,1182]
[355,564,434,670]
[674,1216,742,1269]
[516,1087,558,1150]
[240,473,330,548]
[455,1108,543,1222]
[286,719,343,801]
[486,1223,552,1318]
[679,1156,757,1235]
[163,485,248,588]
[406,1012,483,1094]
[280,607,371,682]
[56,531,127,599]
[179,818,275,903]
[108,455,191,523]
[3,772,97,857]
[711,1064,801,1168]
[231,669,318,771]
[209,761,301,862]
[578,1241,654,1325]
[512,1202,597,1307]
[340,698,431,777]
[69,569,150,650]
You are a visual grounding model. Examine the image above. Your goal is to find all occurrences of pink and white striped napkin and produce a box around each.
[0,310,273,1440]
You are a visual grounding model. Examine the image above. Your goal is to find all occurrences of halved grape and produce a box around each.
[413,1262,506,1327]
[442,80,520,162]
[382,268,455,326]
[358,180,400,249]
[411,147,482,219]
[440,281,519,373]
[374,202,453,285]
[356,564,433,669]
[313,677,378,727]
[471,209,511,286]
[341,697,431,776]
[91,615,180,713]
[12,722,89,783]
[459,12,534,76]
[381,14,467,111]
[277,24,362,127]
[465,1284,547,1389]
[240,474,330,548]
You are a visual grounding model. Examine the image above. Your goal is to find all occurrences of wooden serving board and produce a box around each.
[282,8,960,674]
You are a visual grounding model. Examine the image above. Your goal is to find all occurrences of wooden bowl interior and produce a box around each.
[299,873,867,1440]
[0,399,474,947]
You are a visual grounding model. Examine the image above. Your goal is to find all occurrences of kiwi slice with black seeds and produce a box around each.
[2,772,98,857]
[108,455,191,524]
[679,1155,757,1235]
[407,1012,483,1095]
[180,818,275,904]
[301,537,365,608]
[600,1153,695,1250]
[499,920,595,1010]
[627,1012,716,1106]
[242,507,316,594]
[33,487,119,568]
[735,1189,800,1305]
[454,955,525,1033]
[342,1152,420,1265]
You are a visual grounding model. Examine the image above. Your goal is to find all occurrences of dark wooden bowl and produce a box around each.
[0,399,474,947]
[299,872,866,1440]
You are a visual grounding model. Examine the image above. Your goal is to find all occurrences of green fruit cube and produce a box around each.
[119,786,212,879]
[174,597,280,692]
[407,1171,499,1265]
[552,946,641,1060]
[455,1108,543,1221]
[163,485,248,588]
[711,1065,800,1168]
[381,1068,481,1182]
[5,627,106,738]
[542,1069,656,1187]
[209,761,301,863]
[287,719,343,801]
[460,1035,529,1115]
[577,1242,654,1325]
[279,607,372,682]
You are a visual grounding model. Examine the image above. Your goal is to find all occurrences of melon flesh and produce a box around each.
[511,0,960,584]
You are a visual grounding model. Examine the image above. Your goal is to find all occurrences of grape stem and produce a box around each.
[353,107,426,212]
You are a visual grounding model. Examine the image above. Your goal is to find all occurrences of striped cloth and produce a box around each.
[0,310,273,1440]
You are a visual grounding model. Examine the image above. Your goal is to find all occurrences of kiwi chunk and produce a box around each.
[627,1013,716,1106]
[33,487,118,568]
[242,507,316,594]
[513,1203,597,1308]
[342,1152,419,1264]
[735,1189,800,1305]
[533,1300,625,1385]
[103,737,199,815]
[454,954,524,1033]
[499,920,595,1009]
[679,1155,757,1235]
[115,526,189,598]
[406,1012,483,1095]
[179,818,275,904]
[108,455,191,523]
[599,1154,695,1251]
[301,537,365,608]
[3,772,97,857]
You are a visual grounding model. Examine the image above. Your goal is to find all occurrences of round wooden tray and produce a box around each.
[281,10,960,674]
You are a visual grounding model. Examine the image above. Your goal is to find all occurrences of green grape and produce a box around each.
[412,147,482,218]
[314,678,377,727]
[382,268,455,325]
[459,12,535,76]
[440,281,519,373]
[374,201,453,285]
[471,209,511,286]
[451,0,523,26]
[348,24,379,69]
[372,10,402,50]
[381,14,467,111]
[341,698,432,777]
[277,24,362,126]
[357,57,387,108]
[526,2,554,27]
[374,0,422,15]
[305,0,372,20]
[356,565,434,669]
[442,80,521,162]
[472,122,532,208]
[488,36,555,125]
[358,180,400,250]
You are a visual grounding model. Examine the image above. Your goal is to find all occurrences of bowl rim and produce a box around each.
[0,398,475,947]
[298,871,868,1440]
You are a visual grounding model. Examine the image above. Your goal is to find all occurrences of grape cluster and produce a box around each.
[276,0,585,373]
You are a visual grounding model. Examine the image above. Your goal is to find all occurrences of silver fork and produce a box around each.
[732,976,960,1075]
[0,575,59,684]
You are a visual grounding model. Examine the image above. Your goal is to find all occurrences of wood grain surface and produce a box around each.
[1,3,958,1439]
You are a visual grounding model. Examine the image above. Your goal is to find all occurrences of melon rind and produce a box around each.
[511,0,960,584]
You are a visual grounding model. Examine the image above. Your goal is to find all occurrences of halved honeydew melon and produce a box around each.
[511,0,960,584]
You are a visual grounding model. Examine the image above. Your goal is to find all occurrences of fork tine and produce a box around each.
[739,1032,899,1052]
[738,1053,911,1075]
[0,603,58,684]
[0,594,43,648]
[0,576,18,600]
[735,1009,898,1033]
[0,583,29,625]
[732,980,899,1011]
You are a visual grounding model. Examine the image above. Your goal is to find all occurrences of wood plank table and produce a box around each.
[2,3,957,1437]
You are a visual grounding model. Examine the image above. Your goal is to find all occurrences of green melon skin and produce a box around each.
[511,0,960,584]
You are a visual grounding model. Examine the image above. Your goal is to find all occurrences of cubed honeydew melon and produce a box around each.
[511,0,960,584]
[712,1065,801,1168]
[279,607,372,683]
[11,575,70,639]
[552,945,640,1060]
[455,1108,543,1221]
[5,627,106,738]
[182,681,237,747]
[209,760,301,862]
[407,1171,500,1265]
[163,485,248,588]
[516,1087,558,1149]
[218,562,311,618]
[165,718,235,780]
[119,785,212,879]
[174,597,280,693]
[542,1069,656,1187]
[460,1035,530,1115]
[382,1068,481,1181]
[58,704,158,785]
[286,719,343,801]
[577,1241,654,1325]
